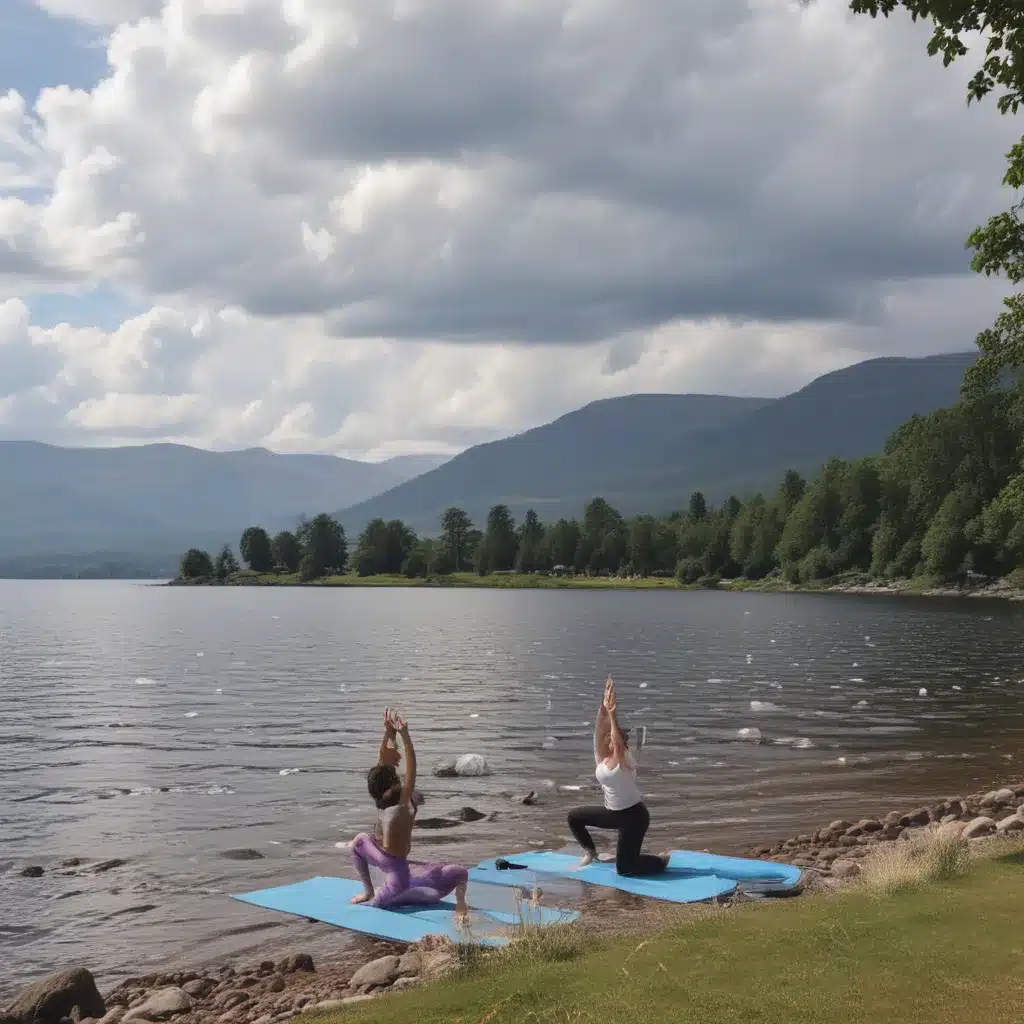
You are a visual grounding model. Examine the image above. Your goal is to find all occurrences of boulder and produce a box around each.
[277,956,313,975]
[123,989,192,1022]
[827,821,852,833]
[215,995,248,1012]
[882,811,902,829]
[391,978,421,991]
[91,860,127,874]
[936,821,966,840]
[995,815,1024,834]
[395,952,421,979]
[880,825,903,841]
[979,788,1015,809]
[452,807,486,823]
[348,957,400,992]
[180,981,213,1000]
[19,867,44,878]
[96,1009,126,1024]
[961,816,996,840]
[830,860,861,879]
[265,980,285,995]
[900,808,931,827]
[419,952,456,981]
[433,754,492,778]
[4,969,106,1024]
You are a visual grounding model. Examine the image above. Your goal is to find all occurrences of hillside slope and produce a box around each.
[0,443,447,559]
[339,352,976,534]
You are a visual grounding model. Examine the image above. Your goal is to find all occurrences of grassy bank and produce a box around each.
[174,570,684,590]
[318,846,1024,1024]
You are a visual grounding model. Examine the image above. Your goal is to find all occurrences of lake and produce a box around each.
[3,580,1024,997]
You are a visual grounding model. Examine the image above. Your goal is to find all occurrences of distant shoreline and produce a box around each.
[166,570,1024,601]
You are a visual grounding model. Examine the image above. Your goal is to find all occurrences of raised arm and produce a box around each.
[594,677,613,764]
[378,706,397,764]
[605,680,630,768]
[390,712,417,805]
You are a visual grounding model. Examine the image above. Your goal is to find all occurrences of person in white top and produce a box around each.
[567,676,670,875]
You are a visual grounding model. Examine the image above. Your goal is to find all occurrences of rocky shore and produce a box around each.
[6,778,1024,1024]
[750,779,1024,880]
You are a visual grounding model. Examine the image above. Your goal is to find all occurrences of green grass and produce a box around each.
[209,571,685,590]
[313,850,1024,1024]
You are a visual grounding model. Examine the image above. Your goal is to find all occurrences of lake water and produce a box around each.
[3,580,1024,997]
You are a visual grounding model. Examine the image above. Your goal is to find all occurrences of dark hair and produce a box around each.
[367,764,400,809]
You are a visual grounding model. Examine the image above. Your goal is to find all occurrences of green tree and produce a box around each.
[779,470,807,513]
[579,497,626,574]
[515,508,545,573]
[180,548,213,580]
[542,518,582,569]
[214,544,239,581]
[980,473,1024,568]
[628,515,660,577]
[271,530,301,573]
[354,519,416,576]
[239,526,274,573]
[688,491,708,521]
[439,507,473,571]
[477,504,518,574]
[299,513,347,581]
[402,539,433,578]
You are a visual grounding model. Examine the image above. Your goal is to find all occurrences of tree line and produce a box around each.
[178,381,1024,586]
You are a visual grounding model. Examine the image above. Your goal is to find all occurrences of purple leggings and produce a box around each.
[350,833,468,908]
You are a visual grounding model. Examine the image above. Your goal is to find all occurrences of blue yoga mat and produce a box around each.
[471,853,737,904]
[232,876,577,946]
[663,850,802,889]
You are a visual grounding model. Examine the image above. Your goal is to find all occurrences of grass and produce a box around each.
[860,831,972,896]
[308,842,1024,1024]
[204,570,686,590]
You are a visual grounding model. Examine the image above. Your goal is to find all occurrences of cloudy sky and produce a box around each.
[0,0,1017,459]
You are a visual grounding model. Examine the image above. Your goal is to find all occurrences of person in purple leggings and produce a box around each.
[349,708,469,920]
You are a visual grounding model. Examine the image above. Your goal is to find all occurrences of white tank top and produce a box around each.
[595,757,642,812]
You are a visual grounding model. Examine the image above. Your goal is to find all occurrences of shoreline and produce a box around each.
[167,569,1024,602]
[7,775,1023,1024]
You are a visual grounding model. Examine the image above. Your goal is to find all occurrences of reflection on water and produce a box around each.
[2,580,1023,995]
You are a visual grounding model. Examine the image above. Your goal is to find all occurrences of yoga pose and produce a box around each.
[567,676,669,876]
[349,708,469,919]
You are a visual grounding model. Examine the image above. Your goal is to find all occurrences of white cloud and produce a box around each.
[0,0,1017,454]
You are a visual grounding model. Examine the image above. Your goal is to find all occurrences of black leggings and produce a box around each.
[567,801,667,877]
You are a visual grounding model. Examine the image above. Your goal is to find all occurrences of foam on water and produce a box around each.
[750,701,782,712]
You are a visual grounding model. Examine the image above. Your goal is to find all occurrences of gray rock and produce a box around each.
[390,978,421,991]
[96,1008,126,1024]
[395,952,421,979]
[979,788,1015,809]
[277,956,313,975]
[827,820,852,833]
[961,816,996,840]
[4,969,106,1024]
[936,821,966,840]
[123,989,192,1022]
[216,994,249,1011]
[265,980,285,995]
[348,957,399,992]
[419,952,456,981]
[91,860,127,874]
[452,807,486,823]
[900,808,931,827]
[19,866,44,878]
[219,849,265,862]
[830,860,861,879]
[434,754,492,777]
[882,811,902,829]
[181,980,213,1000]
[995,815,1024,834]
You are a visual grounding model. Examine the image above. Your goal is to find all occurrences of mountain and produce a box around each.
[0,444,447,565]
[338,352,977,535]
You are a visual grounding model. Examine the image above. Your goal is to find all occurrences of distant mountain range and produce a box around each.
[337,352,977,535]
[0,444,448,570]
[0,351,976,576]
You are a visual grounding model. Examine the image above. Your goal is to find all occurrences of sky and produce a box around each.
[0,0,1018,460]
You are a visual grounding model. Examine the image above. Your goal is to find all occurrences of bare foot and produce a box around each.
[349,891,373,905]
[577,851,595,868]
[659,852,672,869]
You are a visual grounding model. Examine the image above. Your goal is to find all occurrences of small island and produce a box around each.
[173,373,1024,599]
